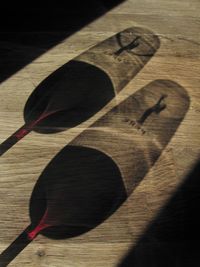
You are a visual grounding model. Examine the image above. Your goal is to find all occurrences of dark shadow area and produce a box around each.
[118,161,200,267]
[0,0,125,84]
[0,26,161,157]
[0,145,126,265]
[24,60,115,133]
[30,145,127,239]
[0,79,191,265]
[0,226,32,267]
[0,60,115,156]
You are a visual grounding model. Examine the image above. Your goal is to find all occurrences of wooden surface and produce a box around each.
[0,0,200,266]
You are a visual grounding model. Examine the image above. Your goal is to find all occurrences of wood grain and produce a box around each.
[0,0,200,266]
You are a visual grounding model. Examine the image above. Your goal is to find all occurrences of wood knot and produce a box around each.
[36,249,45,257]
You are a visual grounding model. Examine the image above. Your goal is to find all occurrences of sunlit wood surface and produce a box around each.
[0,0,200,266]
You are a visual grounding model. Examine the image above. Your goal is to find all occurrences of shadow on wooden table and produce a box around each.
[0,0,125,84]
[118,161,200,267]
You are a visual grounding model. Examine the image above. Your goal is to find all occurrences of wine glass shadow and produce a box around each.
[0,79,190,267]
[23,60,115,133]
[29,145,127,239]
[118,161,200,267]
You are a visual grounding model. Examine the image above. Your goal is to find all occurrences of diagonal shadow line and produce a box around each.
[0,0,125,84]
[118,160,200,267]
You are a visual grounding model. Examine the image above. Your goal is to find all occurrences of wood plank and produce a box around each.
[0,0,199,266]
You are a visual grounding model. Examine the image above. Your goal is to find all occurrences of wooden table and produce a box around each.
[0,0,199,266]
